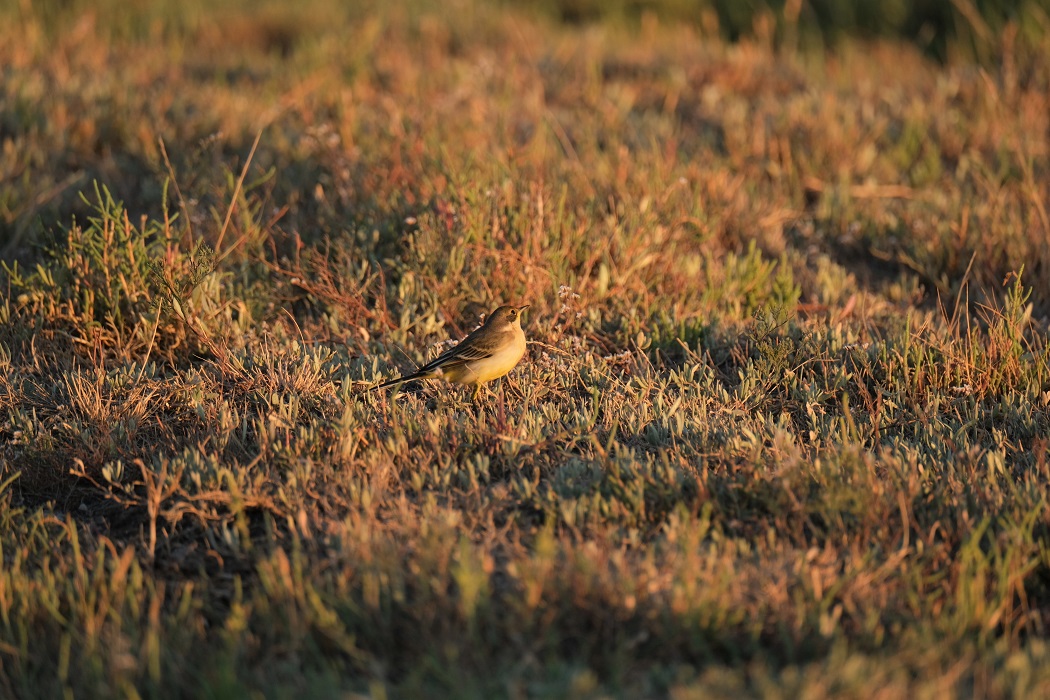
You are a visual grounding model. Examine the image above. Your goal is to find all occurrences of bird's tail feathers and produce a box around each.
[370,369,438,391]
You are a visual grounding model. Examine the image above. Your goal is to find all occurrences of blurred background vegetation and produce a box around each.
[4,0,1048,265]
[521,0,1049,62]
[12,0,1050,62]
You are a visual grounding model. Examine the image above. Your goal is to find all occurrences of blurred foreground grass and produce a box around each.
[2,0,1050,697]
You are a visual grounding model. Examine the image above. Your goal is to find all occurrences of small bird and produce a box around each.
[371,304,529,401]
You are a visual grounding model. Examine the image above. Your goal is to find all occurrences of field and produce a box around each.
[2,0,1050,696]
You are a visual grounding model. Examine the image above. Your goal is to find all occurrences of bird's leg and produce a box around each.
[471,383,482,402]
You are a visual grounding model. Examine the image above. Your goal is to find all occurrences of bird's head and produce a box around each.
[486,304,529,328]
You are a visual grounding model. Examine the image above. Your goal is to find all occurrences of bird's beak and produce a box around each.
[518,304,530,312]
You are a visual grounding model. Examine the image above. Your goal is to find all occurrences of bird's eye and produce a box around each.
[510,310,517,318]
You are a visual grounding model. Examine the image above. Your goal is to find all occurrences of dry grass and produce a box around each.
[2,0,1050,697]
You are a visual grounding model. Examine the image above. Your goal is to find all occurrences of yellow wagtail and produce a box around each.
[372,304,529,400]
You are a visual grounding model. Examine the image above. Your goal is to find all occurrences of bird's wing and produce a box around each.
[419,340,493,371]
[419,329,503,372]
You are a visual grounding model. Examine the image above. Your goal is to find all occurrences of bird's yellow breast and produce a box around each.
[442,327,526,386]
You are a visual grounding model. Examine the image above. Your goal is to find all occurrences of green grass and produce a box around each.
[2,0,1050,697]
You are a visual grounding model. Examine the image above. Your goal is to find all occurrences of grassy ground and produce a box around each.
[2,0,1050,697]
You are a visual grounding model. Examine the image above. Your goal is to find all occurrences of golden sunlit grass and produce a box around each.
[2,0,1050,696]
